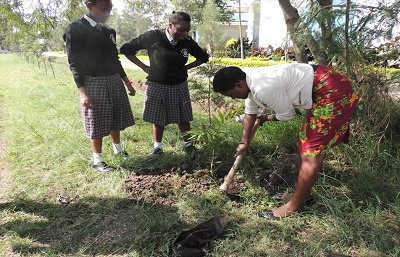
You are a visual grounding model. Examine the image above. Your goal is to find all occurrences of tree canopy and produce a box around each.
[0,0,399,70]
[278,0,400,68]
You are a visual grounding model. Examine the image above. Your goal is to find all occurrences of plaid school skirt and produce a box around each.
[298,66,359,156]
[81,74,135,139]
[143,80,193,126]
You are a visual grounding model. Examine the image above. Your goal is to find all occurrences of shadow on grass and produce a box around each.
[0,197,183,256]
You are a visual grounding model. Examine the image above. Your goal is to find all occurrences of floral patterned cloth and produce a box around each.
[298,65,359,156]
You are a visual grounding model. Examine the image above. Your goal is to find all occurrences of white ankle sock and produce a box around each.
[112,143,122,154]
[93,152,103,165]
[153,142,163,149]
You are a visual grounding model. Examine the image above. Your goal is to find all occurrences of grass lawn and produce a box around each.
[0,54,399,257]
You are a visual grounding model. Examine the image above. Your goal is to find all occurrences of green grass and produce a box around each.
[0,54,399,256]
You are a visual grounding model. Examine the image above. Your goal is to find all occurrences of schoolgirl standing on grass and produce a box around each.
[120,11,209,156]
[63,0,136,172]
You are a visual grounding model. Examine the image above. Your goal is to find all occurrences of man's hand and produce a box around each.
[256,114,268,126]
[235,142,249,157]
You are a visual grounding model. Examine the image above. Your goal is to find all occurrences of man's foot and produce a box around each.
[184,144,198,155]
[148,147,163,157]
[258,203,301,220]
[258,208,295,220]
[92,162,114,172]
[272,193,314,204]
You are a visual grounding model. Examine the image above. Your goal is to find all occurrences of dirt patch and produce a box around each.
[263,155,299,189]
[124,152,299,206]
[125,168,248,206]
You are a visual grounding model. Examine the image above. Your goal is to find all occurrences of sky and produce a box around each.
[111,0,125,12]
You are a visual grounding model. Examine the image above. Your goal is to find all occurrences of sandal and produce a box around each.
[258,206,305,220]
[271,193,314,205]
[258,210,280,220]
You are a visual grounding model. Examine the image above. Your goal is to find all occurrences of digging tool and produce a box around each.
[219,109,267,193]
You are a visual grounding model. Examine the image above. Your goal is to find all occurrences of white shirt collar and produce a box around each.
[84,14,99,27]
[165,27,174,42]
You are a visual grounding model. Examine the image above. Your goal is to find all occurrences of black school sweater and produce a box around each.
[120,28,209,85]
[63,18,127,87]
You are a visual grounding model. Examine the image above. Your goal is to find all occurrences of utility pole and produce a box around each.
[238,0,244,59]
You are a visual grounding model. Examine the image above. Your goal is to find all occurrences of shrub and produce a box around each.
[224,37,253,58]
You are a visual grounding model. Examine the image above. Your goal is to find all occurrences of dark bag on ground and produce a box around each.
[171,216,228,257]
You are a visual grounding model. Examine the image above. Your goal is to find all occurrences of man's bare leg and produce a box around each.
[272,154,324,217]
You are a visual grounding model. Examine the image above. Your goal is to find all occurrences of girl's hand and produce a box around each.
[142,65,151,74]
[125,81,136,96]
[79,88,94,109]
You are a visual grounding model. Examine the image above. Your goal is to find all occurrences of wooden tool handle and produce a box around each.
[219,110,266,193]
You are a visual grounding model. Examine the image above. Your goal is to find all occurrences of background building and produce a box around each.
[226,0,287,48]
[221,5,249,39]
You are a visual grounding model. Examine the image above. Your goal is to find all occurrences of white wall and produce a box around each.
[257,0,287,48]
[221,23,249,39]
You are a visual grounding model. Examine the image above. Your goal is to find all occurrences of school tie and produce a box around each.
[95,23,103,32]
[170,39,177,46]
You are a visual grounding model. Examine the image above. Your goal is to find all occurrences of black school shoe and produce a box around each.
[147,147,163,157]
[92,162,114,172]
[116,150,129,156]
[115,150,129,158]
[184,144,198,155]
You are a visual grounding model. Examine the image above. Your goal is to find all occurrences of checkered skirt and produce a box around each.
[143,80,193,126]
[81,74,135,139]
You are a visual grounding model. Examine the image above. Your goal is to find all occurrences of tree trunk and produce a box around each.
[278,0,329,65]
[278,0,308,63]
[315,0,332,65]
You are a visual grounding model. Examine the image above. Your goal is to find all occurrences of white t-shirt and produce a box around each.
[244,63,315,121]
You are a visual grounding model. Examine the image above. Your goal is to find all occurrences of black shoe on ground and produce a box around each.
[115,150,129,158]
[184,144,198,155]
[92,162,114,172]
[147,147,163,157]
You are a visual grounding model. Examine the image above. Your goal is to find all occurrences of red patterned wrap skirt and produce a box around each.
[298,65,359,156]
